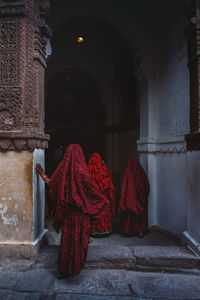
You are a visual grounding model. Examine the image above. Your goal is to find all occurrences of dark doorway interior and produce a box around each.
[45,13,140,219]
[45,68,105,175]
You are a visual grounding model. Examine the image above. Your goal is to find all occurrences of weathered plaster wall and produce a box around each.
[0,151,33,242]
[0,150,47,257]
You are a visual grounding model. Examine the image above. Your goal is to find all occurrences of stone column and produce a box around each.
[182,0,200,255]
[185,0,200,150]
[0,0,50,258]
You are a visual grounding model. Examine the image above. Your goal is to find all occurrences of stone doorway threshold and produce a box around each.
[0,222,200,299]
[45,218,200,274]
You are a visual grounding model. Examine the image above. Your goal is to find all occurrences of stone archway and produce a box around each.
[45,14,141,206]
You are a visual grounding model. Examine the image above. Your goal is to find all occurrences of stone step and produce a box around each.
[1,245,200,299]
[0,268,200,299]
[36,244,200,274]
[85,245,200,273]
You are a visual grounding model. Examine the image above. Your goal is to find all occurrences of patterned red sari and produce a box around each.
[88,153,115,236]
[49,144,107,276]
[119,157,150,236]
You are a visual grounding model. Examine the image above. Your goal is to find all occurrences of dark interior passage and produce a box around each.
[45,4,140,216]
[45,68,106,175]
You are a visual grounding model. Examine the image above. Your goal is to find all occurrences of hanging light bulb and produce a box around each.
[77,36,84,43]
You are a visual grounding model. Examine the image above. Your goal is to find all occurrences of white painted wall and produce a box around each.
[137,13,200,241]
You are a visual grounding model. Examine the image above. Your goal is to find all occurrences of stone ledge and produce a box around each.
[85,245,136,270]
[137,137,186,153]
[84,244,200,273]
[0,132,50,150]
[0,3,25,16]
[131,245,200,271]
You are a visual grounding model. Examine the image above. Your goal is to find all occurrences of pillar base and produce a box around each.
[0,229,48,259]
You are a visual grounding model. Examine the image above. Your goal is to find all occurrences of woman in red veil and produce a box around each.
[119,157,150,236]
[36,144,107,277]
[87,153,115,237]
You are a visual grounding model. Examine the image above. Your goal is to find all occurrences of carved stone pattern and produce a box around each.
[0,5,25,17]
[22,19,36,126]
[186,132,200,151]
[137,142,187,154]
[0,86,21,130]
[17,1,35,127]
[0,0,49,147]
[186,23,199,63]
[34,30,46,58]
[0,20,17,50]
[185,1,200,150]
[185,0,196,21]
[0,53,17,83]
[0,137,49,150]
[39,0,50,18]
[186,23,200,133]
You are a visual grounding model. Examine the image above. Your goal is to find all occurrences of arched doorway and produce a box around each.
[45,13,140,227]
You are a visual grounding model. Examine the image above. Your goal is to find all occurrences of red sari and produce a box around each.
[119,157,150,236]
[49,144,107,276]
[88,153,115,236]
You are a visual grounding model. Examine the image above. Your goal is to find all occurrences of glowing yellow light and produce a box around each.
[77,36,84,43]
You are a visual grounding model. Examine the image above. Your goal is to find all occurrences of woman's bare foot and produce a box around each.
[89,237,93,243]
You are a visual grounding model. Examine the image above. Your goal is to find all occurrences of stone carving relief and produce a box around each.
[0,0,49,150]
[137,138,187,154]
[185,0,200,150]
[39,0,50,16]
[0,86,21,130]
[0,53,17,83]
[0,20,17,50]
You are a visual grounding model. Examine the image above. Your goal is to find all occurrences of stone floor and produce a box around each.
[0,228,200,299]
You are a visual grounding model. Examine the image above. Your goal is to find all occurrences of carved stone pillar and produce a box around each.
[0,0,50,258]
[185,0,200,150]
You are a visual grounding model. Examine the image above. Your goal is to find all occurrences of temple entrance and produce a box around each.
[45,14,140,222]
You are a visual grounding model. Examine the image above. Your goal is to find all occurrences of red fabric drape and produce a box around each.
[49,144,107,276]
[49,145,107,233]
[119,157,150,235]
[88,153,115,236]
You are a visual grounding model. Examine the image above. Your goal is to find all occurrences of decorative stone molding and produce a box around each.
[0,0,50,149]
[185,0,200,150]
[137,137,187,154]
[0,4,25,17]
[0,132,49,150]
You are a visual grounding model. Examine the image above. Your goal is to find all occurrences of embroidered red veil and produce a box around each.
[119,157,150,215]
[49,144,107,232]
[87,152,115,214]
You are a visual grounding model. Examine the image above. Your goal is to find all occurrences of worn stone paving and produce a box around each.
[0,231,200,299]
